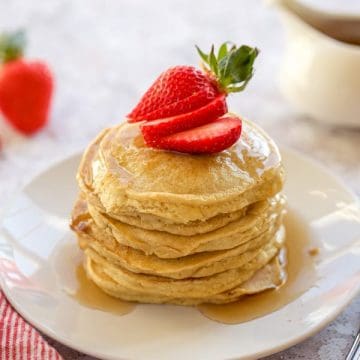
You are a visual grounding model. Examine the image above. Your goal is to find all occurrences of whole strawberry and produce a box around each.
[0,30,53,135]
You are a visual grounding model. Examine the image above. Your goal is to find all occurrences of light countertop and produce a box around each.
[0,1,359,359]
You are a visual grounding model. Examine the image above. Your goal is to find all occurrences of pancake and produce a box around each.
[81,233,268,279]
[85,236,283,298]
[85,235,282,298]
[84,239,285,305]
[77,119,284,224]
[73,202,284,279]
[86,194,285,258]
[71,196,284,279]
[88,201,249,236]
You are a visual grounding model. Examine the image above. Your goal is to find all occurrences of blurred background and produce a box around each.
[0,0,359,358]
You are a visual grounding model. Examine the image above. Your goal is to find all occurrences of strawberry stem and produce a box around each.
[195,42,259,94]
[0,30,26,63]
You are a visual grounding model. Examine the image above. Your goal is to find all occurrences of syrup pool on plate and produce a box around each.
[72,264,136,316]
[55,240,136,316]
[197,209,318,324]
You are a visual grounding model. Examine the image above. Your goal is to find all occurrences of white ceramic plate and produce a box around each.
[0,148,359,360]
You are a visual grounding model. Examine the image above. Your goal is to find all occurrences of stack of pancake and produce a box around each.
[71,118,286,305]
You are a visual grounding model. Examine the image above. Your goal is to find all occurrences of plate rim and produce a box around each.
[1,271,359,360]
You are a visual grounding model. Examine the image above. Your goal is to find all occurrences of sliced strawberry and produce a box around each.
[130,88,217,123]
[141,95,227,144]
[127,43,259,154]
[127,66,219,122]
[157,116,242,154]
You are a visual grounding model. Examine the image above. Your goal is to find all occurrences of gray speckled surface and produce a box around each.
[0,0,359,359]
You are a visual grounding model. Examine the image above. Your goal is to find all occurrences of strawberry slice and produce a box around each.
[141,95,227,145]
[130,88,217,122]
[127,66,219,122]
[157,116,242,154]
[127,43,259,154]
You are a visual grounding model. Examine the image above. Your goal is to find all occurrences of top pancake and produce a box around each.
[78,118,284,223]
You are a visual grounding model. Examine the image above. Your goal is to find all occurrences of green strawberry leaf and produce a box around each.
[195,45,209,64]
[0,30,26,63]
[209,45,218,76]
[217,42,229,61]
[196,42,259,94]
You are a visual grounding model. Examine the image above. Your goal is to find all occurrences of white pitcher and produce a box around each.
[272,0,360,127]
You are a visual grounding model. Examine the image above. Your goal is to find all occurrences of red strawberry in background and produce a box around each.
[127,42,258,154]
[0,30,53,135]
